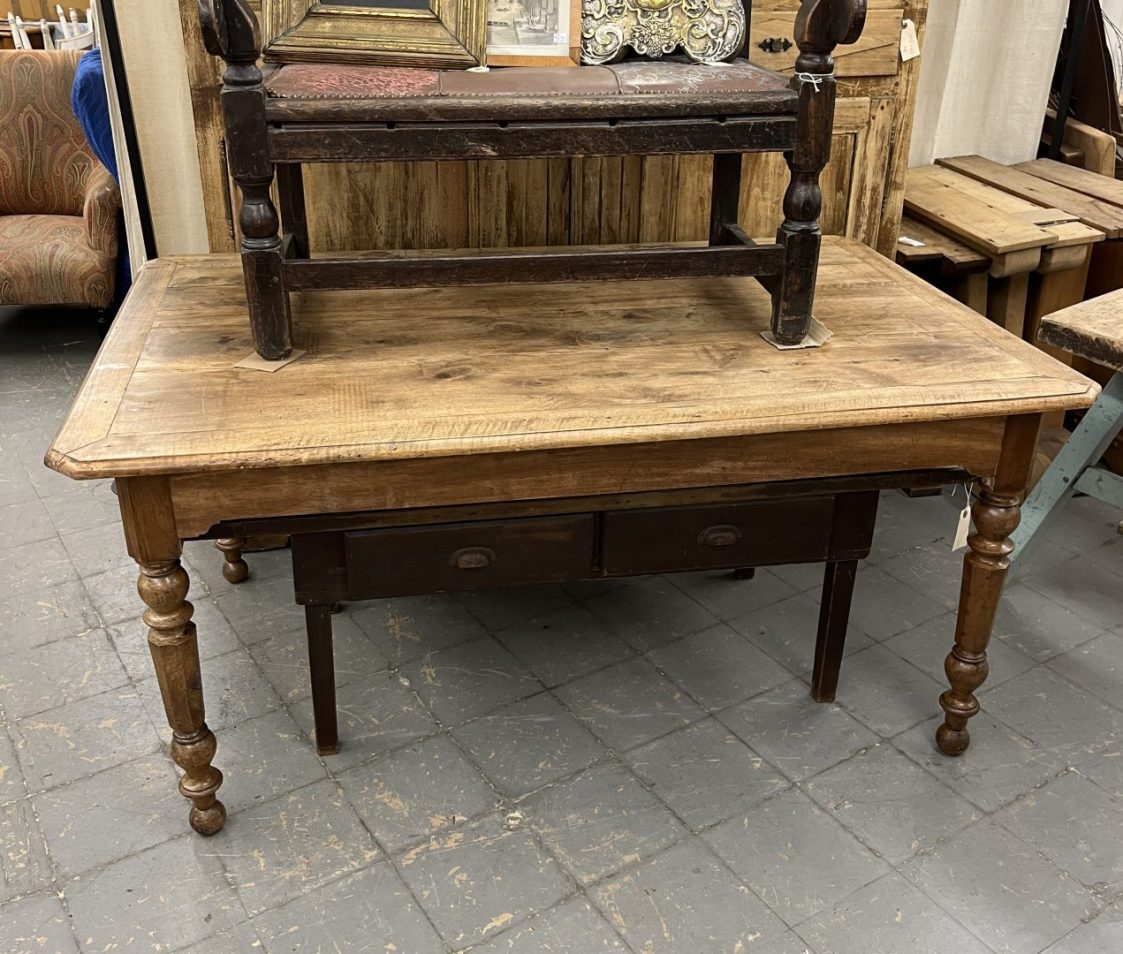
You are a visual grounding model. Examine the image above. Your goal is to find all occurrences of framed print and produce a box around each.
[486,0,580,67]
[262,0,487,69]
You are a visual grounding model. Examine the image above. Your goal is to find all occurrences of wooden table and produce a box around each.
[45,238,1097,837]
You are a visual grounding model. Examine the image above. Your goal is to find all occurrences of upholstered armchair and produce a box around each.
[0,50,119,311]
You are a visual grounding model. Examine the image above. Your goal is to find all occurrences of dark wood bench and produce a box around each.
[199,0,867,358]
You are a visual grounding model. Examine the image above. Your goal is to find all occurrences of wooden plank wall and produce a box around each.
[179,0,927,259]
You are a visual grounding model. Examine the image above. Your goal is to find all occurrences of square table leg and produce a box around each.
[117,477,226,835]
[936,414,1042,756]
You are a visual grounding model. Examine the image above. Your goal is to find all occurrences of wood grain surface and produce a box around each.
[46,238,1095,479]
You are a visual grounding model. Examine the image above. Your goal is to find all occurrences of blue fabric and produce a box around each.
[71,49,129,305]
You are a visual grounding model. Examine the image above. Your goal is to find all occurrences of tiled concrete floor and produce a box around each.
[1,306,1122,954]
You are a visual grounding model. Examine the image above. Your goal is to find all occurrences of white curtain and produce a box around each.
[909,0,1069,166]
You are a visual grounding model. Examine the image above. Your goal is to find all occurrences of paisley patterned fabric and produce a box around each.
[0,214,115,309]
[0,51,95,216]
[266,65,441,100]
[0,50,119,308]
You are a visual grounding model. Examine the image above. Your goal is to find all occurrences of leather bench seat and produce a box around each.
[263,58,798,123]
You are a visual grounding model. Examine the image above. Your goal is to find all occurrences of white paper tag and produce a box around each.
[952,504,971,551]
[234,349,305,372]
[898,236,925,247]
[900,19,921,62]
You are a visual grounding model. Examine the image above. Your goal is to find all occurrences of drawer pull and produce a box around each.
[698,525,742,548]
[449,546,496,570]
[758,36,792,53]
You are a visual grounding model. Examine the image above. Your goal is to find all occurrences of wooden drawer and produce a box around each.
[343,514,595,599]
[749,7,904,78]
[603,497,836,576]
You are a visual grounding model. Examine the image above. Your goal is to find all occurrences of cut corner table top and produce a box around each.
[46,237,1098,481]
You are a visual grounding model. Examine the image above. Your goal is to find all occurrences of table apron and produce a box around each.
[168,417,1007,539]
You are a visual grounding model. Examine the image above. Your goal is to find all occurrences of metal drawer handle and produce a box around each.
[758,36,792,53]
[450,546,496,570]
[698,525,742,548]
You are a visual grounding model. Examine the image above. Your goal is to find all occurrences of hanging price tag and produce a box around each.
[952,503,971,551]
[900,19,921,62]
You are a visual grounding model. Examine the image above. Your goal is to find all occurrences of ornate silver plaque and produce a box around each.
[581,0,746,65]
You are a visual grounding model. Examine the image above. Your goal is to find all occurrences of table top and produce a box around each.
[1041,288,1123,373]
[46,238,1096,480]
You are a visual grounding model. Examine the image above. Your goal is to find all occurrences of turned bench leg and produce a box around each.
[306,604,339,756]
[215,536,249,584]
[811,559,858,702]
[118,477,225,835]
[937,415,1041,756]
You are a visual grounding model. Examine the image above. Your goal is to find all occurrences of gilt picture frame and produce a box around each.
[261,0,487,69]
[486,0,581,68]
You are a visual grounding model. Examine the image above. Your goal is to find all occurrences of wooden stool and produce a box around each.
[1011,290,1123,563]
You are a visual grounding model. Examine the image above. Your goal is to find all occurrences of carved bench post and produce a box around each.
[199,0,293,360]
[773,0,866,344]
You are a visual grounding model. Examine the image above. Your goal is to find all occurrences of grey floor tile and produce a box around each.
[884,613,1035,690]
[288,670,438,772]
[553,657,704,753]
[718,678,880,783]
[0,894,79,954]
[0,580,99,652]
[39,479,120,535]
[1040,897,1123,954]
[350,593,490,665]
[797,870,992,954]
[804,743,981,865]
[0,536,77,601]
[867,490,958,563]
[32,753,183,875]
[183,539,290,596]
[253,862,444,953]
[1022,551,1123,633]
[338,734,496,853]
[0,497,55,551]
[64,834,245,953]
[213,574,305,644]
[456,584,573,632]
[649,623,791,712]
[0,450,39,508]
[0,799,52,903]
[994,770,1123,893]
[900,819,1097,954]
[1047,632,1123,712]
[496,602,635,688]
[729,592,873,678]
[213,709,328,813]
[112,595,242,681]
[626,718,788,831]
[179,920,264,954]
[58,521,132,578]
[524,763,684,886]
[702,788,888,926]
[0,629,129,719]
[769,562,828,593]
[846,565,949,642]
[669,567,798,620]
[831,644,944,738]
[878,544,963,611]
[397,812,571,949]
[453,692,606,798]
[586,576,719,651]
[994,583,1109,663]
[1082,733,1123,801]
[138,648,283,739]
[590,837,789,953]
[248,615,386,704]
[81,562,145,626]
[0,726,27,805]
[401,639,541,727]
[983,666,1123,762]
[471,896,627,953]
[217,778,380,916]
[894,715,1066,814]
[12,684,162,792]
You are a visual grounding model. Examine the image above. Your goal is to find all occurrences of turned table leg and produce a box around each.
[118,477,226,834]
[937,415,1041,756]
[215,536,249,584]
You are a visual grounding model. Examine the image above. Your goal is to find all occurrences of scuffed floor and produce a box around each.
[0,306,1120,953]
